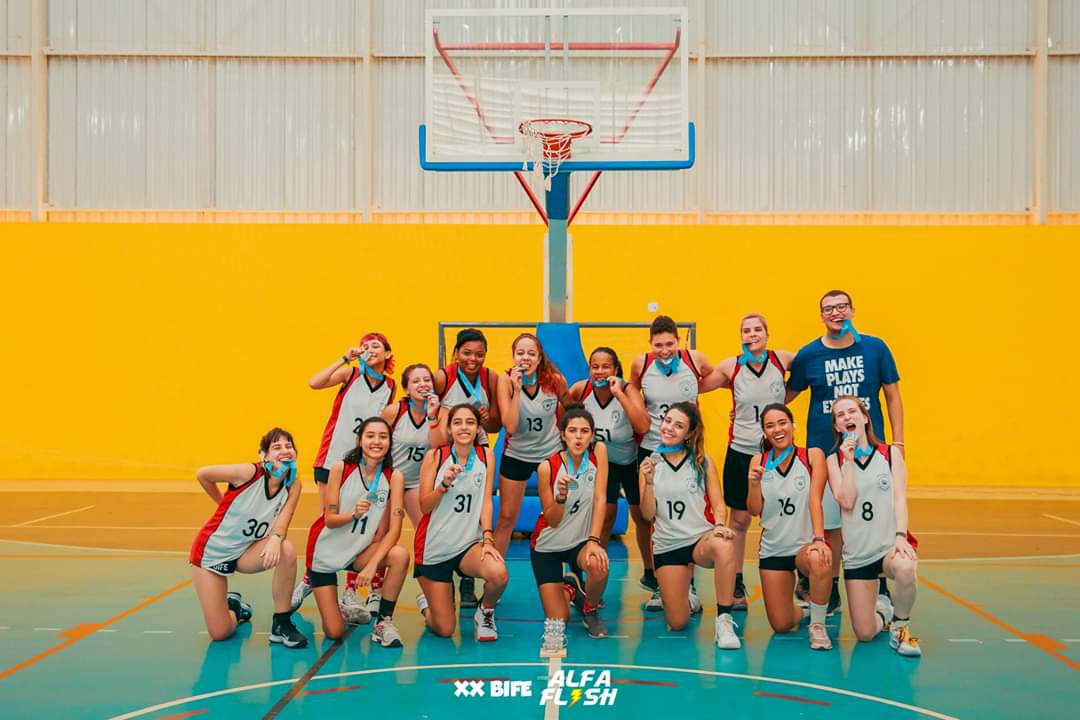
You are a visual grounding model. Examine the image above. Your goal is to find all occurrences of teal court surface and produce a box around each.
[1,493,1079,719]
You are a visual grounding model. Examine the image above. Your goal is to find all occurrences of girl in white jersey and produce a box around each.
[639,402,741,650]
[630,316,718,605]
[305,417,411,647]
[746,404,832,650]
[300,331,396,617]
[700,314,795,610]
[189,427,307,649]
[568,348,650,550]
[532,405,611,657]
[494,333,569,556]
[415,404,509,641]
[381,364,448,528]
[433,328,501,608]
[828,396,921,657]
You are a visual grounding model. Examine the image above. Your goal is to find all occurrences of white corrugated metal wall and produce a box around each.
[1,0,1078,223]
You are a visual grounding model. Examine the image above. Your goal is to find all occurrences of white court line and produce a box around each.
[1042,513,1080,528]
[105,662,962,720]
[658,635,687,639]
[0,538,185,555]
[0,626,9,630]
[1004,639,1027,643]
[947,638,982,643]
[544,656,561,720]
[0,525,198,531]
[12,504,96,527]
[607,634,629,639]
[97,629,117,633]
[143,630,172,634]
[33,627,61,631]
[1062,639,1080,643]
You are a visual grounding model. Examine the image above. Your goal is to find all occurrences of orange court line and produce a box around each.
[0,578,192,682]
[920,576,1080,673]
[157,711,208,720]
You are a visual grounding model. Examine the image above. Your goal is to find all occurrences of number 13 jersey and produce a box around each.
[414,446,489,565]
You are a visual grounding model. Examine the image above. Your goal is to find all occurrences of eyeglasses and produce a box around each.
[821,302,850,315]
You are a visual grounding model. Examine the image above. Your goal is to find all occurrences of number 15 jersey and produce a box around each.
[414,446,489,565]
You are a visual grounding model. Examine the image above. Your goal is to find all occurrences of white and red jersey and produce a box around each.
[505,384,562,463]
[758,447,813,559]
[439,363,493,447]
[581,383,637,465]
[189,465,289,572]
[305,463,392,573]
[532,450,599,553]
[639,350,700,451]
[414,446,489,566]
[835,444,897,569]
[650,453,713,555]
[390,400,431,489]
[314,367,396,471]
[729,351,787,455]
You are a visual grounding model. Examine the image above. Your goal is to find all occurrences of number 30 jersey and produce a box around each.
[189,464,288,572]
[414,446,489,565]
[305,463,392,573]
[834,444,896,569]
[758,448,813,559]
[650,454,713,554]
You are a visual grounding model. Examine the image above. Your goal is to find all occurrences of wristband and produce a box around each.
[271,531,284,540]
[483,529,495,537]
[714,521,726,529]
[895,531,908,538]
[587,535,602,545]
[555,494,567,505]
[812,535,826,543]
[892,441,905,447]
[342,355,350,365]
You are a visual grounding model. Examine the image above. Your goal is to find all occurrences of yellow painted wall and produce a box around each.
[2,223,1078,486]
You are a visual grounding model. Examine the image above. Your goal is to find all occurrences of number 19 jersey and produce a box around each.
[414,446,489,565]
[651,454,713,554]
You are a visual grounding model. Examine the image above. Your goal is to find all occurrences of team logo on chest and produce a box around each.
[678,379,695,397]
[770,380,784,395]
[542,398,557,413]
[611,409,622,424]
[583,469,596,486]
[685,475,699,492]
[375,490,389,507]
[877,473,891,491]
[473,467,485,488]
[793,473,808,492]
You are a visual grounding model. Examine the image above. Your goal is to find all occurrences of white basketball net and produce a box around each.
[519,119,592,192]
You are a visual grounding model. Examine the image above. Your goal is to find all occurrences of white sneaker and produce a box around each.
[808,621,832,651]
[415,591,429,616]
[365,590,382,616]
[714,613,741,650]
[340,588,371,625]
[644,589,664,612]
[890,624,922,657]
[372,618,403,648]
[540,618,567,658]
[289,579,312,612]
[876,593,895,627]
[473,606,498,642]
[688,586,702,615]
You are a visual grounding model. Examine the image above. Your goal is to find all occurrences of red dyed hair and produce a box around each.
[510,333,562,397]
[361,332,395,373]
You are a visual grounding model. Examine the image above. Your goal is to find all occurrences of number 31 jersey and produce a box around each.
[414,446,489,565]
[189,464,288,571]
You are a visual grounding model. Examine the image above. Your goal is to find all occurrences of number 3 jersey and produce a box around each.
[414,446,490,565]
[305,463,392,574]
[758,448,813,559]
[532,451,599,553]
[834,444,896,569]
[651,454,713,554]
[189,464,288,571]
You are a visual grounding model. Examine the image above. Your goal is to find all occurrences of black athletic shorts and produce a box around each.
[722,446,754,511]
[758,554,797,572]
[500,454,540,481]
[413,544,478,583]
[308,566,350,588]
[201,558,239,576]
[605,460,641,505]
[844,555,885,581]
[530,541,586,586]
[653,541,698,569]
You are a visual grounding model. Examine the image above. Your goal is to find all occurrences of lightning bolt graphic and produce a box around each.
[569,689,583,707]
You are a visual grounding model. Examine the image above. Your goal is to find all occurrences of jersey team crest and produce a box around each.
[794,475,808,491]
[678,379,695,397]
[542,398,557,412]
[877,473,892,491]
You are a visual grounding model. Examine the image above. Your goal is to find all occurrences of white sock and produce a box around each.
[810,601,827,625]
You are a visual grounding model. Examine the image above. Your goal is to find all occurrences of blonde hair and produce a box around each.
[829,395,883,452]
[740,313,769,333]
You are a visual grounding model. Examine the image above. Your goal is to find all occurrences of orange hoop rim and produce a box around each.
[519,118,593,160]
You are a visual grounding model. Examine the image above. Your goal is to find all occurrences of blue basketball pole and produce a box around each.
[545,171,571,322]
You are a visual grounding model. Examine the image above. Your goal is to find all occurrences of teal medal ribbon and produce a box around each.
[457,369,485,406]
[738,344,767,366]
[264,459,297,488]
[650,443,685,464]
[764,445,794,472]
[363,461,384,502]
[829,319,862,343]
[563,451,587,490]
[656,353,681,376]
[518,364,538,387]
[451,446,476,474]
[359,352,385,381]
[844,431,874,459]
[409,398,428,414]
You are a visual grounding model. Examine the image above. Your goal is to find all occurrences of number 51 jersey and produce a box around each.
[414,446,489,565]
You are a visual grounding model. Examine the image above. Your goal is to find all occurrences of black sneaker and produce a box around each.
[732,581,748,611]
[269,617,308,649]
[795,572,810,603]
[563,573,586,614]
[459,575,479,609]
[226,591,252,624]
[827,586,842,617]
[638,573,659,593]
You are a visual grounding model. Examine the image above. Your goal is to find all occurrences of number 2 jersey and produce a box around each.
[305,463,392,574]
[189,464,288,572]
[833,444,896,569]
[758,447,813,559]
[313,367,396,472]
[532,451,599,553]
[639,350,701,452]
[414,446,490,566]
[651,453,714,554]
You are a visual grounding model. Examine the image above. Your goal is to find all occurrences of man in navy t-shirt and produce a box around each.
[786,289,905,612]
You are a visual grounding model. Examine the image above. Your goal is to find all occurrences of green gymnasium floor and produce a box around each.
[1,490,1078,719]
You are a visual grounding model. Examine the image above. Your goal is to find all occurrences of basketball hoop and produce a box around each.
[519,118,592,192]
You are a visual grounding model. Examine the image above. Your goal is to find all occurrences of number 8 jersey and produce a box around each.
[414,446,490,565]
[305,463,392,574]
[189,464,288,573]
[651,454,713,554]
[834,444,896,569]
